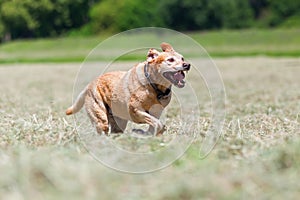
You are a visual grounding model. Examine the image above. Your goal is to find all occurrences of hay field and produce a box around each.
[0,57,299,199]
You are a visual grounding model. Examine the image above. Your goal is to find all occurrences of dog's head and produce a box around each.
[146,42,190,88]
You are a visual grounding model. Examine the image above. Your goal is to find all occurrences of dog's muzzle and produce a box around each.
[163,63,191,88]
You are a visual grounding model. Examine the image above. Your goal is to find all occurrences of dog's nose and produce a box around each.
[183,63,191,70]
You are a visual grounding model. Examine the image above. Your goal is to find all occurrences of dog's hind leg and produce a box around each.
[105,105,128,133]
[85,92,109,134]
[109,115,128,133]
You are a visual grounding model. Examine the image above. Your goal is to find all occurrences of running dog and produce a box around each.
[66,42,190,135]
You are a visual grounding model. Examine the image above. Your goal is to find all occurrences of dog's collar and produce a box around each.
[144,63,171,100]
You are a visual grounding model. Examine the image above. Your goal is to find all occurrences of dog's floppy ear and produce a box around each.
[160,42,174,52]
[147,48,160,62]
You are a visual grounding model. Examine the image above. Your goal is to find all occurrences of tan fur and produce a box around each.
[66,42,190,135]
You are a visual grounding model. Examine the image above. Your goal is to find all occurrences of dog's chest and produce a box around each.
[158,93,172,107]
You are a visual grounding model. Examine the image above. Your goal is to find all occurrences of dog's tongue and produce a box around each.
[174,71,184,81]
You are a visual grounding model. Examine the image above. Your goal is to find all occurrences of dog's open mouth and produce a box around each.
[163,70,186,88]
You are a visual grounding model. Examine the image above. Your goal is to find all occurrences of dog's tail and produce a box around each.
[66,87,88,115]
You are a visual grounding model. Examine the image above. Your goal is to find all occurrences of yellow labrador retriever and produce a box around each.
[66,43,190,135]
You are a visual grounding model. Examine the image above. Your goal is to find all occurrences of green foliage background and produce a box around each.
[0,0,300,41]
[0,0,90,40]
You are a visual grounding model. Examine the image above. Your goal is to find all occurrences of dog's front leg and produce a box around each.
[147,104,165,135]
[130,107,165,135]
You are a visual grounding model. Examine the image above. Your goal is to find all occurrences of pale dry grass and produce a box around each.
[0,58,299,199]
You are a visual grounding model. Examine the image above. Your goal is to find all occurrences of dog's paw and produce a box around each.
[132,128,152,136]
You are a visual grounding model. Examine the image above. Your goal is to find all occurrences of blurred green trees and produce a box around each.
[89,0,163,32]
[0,0,91,40]
[268,0,300,26]
[0,0,299,41]
[158,0,254,30]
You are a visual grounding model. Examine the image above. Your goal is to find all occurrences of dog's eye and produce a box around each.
[167,58,175,62]
[181,57,184,61]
